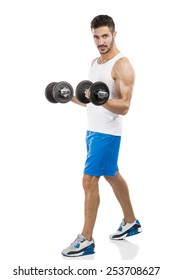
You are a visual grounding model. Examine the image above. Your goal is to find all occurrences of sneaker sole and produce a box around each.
[62,244,95,257]
[110,227,142,240]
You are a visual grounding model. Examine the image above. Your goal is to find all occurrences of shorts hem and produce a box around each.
[84,170,118,177]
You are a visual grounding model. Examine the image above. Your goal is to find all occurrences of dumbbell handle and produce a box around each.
[59,86,72,98]
[96,90,109,100]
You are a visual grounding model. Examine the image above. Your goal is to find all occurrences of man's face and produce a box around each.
[91,26,116,54]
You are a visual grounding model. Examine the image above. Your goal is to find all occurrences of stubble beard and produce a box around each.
[98,37,114,54]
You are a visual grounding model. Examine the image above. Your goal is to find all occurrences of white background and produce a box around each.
[0,0,173,279]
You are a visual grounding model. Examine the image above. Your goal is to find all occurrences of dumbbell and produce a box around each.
[75,80,109,105]
[45,81,73,103]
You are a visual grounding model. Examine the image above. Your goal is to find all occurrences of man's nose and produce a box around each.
[98,38,104,45]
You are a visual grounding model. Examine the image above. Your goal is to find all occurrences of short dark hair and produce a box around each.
[90,15,115,33]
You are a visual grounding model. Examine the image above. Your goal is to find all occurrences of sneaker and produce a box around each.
[62,234,95,257]
[110,219,142,240]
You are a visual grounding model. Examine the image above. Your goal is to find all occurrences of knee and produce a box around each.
[82,174,99,192]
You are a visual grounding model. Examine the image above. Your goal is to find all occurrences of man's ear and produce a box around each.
[113,31,117,38]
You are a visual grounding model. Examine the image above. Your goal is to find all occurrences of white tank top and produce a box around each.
[86,52,124,136]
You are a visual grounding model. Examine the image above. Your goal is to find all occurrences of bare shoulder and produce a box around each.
[113,57,135,83]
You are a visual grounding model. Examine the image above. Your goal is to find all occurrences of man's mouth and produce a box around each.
[98,45,107,49]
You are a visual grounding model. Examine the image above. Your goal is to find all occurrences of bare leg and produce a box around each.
[81,174,100,240]
[104,171,136,223]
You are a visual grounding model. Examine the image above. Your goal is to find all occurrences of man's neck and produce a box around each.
[98,48,120,64]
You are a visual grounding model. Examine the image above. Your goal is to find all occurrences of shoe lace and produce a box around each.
[71,235,85,246]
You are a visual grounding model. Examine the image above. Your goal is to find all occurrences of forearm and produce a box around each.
[71,96,86,107]
[103,98,130,115]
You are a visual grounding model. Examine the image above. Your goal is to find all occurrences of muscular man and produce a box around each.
[62,15,142,257]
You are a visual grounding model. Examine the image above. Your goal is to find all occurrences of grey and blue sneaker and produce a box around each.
[62,234,95,257]
[110,219,142,240]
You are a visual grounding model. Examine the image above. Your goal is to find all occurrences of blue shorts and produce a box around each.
[84,131,121,177]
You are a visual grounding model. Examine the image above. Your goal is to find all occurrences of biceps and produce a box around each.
[116,79,133,103]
